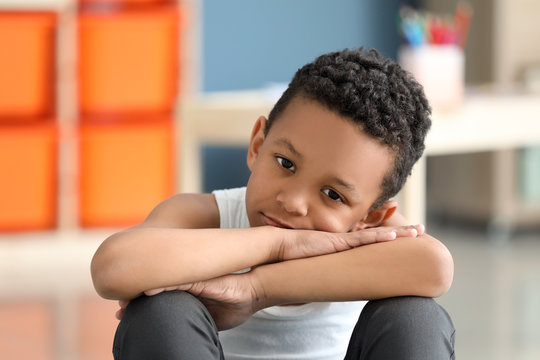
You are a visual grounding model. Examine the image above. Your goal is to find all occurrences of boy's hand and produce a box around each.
[114,274,263,329]
[166,273,263,331]
[116,273,263,330]
[278,224,424,261]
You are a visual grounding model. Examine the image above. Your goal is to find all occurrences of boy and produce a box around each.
[91,48,455,359]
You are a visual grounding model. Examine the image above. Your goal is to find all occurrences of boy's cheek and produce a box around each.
[312,217,353,234]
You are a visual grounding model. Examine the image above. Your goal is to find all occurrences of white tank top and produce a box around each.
[213,187,366,360]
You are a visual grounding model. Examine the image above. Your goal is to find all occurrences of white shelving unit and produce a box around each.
[179,89,540,227]
[0,1,197,358]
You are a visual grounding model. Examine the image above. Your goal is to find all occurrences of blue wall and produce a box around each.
[202,145,251,193]
[202,0,408,92]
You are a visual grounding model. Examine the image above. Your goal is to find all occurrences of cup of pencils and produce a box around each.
[398,3,472,111]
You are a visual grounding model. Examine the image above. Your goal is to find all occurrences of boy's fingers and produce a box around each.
[374,231,397,242]
[348,230,396,246]
[394,227,418,238]
[392,224,425,238]
[115,299,130,320]
[355,224,425,243]
[144,288,165,296]
[115,308,124,320]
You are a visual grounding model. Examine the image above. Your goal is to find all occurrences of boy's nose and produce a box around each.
[276,189,309,217]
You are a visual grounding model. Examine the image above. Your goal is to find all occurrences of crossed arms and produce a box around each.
[91,193,454,329]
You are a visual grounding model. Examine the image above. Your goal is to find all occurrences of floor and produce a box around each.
[431,220,540,360]
[0,229,118,360]
[1,221,539,359]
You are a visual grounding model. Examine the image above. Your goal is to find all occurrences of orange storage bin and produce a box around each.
[79,118,175,227]
[0,122,57,231]
[78,5,180,116]
[0,12,56,120]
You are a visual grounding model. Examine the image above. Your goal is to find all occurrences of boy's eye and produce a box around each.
[276,156,296,172]
[322,188,344,202]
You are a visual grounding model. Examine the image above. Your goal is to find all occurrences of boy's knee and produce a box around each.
[114,291,223,359]
[349,297,455,360]
[122,290,217,334]
[364,296,454,336]
[131,289,200,310]
[369,296,450,323]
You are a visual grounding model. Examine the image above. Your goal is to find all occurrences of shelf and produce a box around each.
[0,0,73,10]
[179,89,540,225]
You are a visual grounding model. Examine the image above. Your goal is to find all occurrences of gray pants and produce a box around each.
[113,291,455,359]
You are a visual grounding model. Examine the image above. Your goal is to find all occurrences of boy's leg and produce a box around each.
[344,296,455,360]
[112,290,224,360]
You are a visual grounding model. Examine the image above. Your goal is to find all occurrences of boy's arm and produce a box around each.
[91,193,405,300]
[252,231,453,308]
[166,220,452,330]
[254,212,453,306]
[91,193,278,300]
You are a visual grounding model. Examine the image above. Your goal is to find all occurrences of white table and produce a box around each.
[179,90,540,225]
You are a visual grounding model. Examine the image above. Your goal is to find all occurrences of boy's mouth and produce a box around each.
[261,213,293,229]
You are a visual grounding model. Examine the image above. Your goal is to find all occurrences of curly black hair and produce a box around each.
[265,48,432,210]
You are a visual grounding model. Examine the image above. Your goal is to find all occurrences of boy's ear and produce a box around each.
[352,200,398,230]
[247,116,267,171]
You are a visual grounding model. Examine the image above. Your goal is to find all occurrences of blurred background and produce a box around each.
[0,0,539,359]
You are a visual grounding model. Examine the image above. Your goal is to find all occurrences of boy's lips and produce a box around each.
[261,214,293,229]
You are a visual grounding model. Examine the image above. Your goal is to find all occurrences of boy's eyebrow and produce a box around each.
[274,138,303,159]
[332,177,359,197]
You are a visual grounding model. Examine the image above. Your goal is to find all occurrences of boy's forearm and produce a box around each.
[91,226,283,300]
[253,234,454,307]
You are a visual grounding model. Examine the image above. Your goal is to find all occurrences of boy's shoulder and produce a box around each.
[141,192,220,229]
[212,187,250,229]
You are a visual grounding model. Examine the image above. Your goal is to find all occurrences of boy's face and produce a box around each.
[245,96,394,233]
